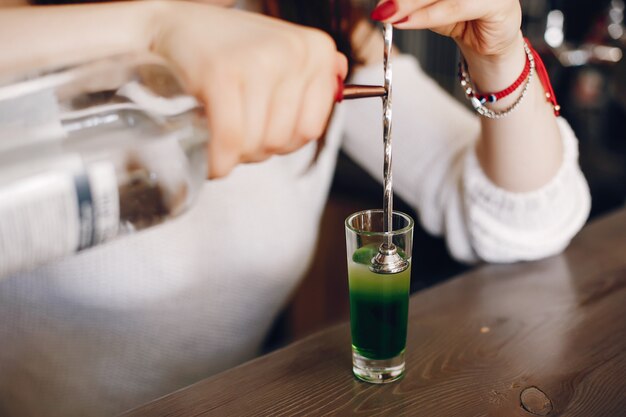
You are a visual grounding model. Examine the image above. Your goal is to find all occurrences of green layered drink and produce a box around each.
[349,244,411,361]
[345,210,414,384]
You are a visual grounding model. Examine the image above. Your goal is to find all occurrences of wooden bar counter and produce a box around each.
[122,209,626,417]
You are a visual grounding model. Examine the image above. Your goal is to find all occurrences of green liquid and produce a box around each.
[348,254,411,360]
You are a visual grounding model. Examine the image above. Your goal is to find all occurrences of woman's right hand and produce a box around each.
[151,2,348,178]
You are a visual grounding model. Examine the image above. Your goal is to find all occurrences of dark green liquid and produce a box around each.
[348,260,410,360]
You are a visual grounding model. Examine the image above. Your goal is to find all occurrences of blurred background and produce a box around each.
[266,0,626,350]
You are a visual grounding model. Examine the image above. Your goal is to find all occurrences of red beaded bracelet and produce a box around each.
[470,57,531,105]
[458,38,561,117]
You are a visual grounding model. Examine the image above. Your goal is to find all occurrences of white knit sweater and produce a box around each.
[0,55,590,417]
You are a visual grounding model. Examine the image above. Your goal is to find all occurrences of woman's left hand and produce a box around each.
[371,0,524,84]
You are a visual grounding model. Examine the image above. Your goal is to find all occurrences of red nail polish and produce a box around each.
[335,76,344,103]
[371,1,398,21]
[393,16,409,24]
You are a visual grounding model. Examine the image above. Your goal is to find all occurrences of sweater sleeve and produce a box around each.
[341,54,591,263]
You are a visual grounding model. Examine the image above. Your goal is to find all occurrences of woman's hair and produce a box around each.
[262,0,362,77]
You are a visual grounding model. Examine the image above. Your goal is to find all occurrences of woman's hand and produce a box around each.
[370,0,564,194]
[153,2,348,178]
[371,0,524,92]
[0,2,347,179]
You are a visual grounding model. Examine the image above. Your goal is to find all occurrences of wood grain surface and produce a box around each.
[121,209,626,417]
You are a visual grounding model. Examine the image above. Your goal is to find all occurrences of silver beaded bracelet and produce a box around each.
[459,41,536,119]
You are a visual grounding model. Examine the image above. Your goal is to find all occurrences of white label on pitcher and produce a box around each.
[0,172,80,277]
[0,162,120,277]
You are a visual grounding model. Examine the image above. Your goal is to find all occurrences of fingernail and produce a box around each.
[371,1,397,21]
[393,16,409,24]
[335,75,344,103]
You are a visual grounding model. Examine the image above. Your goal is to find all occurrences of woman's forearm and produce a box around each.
[0,2,161,77]
[462,33,563,193]
[0,2,347,178]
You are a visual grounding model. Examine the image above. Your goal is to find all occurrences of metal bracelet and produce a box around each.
[459,41,536,119]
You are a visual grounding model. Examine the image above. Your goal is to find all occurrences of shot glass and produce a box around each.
[345,209,414,384]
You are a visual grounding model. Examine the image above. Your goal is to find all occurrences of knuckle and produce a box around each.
[298,120,325,142]
[271,31,309,71]
[205,67,242,97]
[305,30,337,59]
[210,165,230,179]
[446,0,462,15]
[250,46,282,76]
[213,121,244,149]
[209,59,239,82]
[242,152,270,163]
[263,135,289,154]
[209,155,236,179]
[421,7,433,24]
[208,121,244,159]
[306,28,333,47]
[293,131,311,146]
[292,132,309,146]
[241,131,263,157]
[286,34,309,64]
